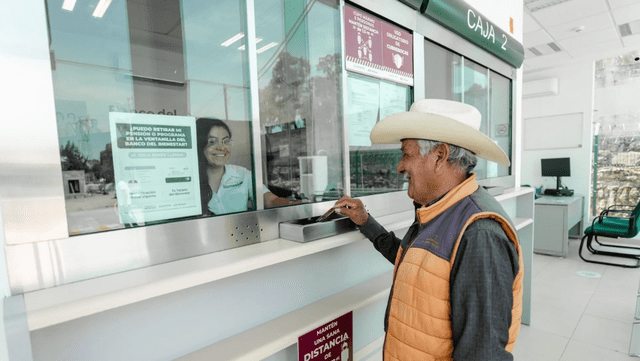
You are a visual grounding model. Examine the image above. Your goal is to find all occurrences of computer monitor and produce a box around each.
[541,157,570,190]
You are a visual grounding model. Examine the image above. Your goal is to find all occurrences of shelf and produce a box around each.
[176,271,393,360]
[494,187,534,202]
[22,210,414,331]
[514,217,534,231]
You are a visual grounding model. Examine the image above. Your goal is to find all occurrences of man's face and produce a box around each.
[397,139,436,205]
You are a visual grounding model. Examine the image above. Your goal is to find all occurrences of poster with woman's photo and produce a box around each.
[109,112,202,224]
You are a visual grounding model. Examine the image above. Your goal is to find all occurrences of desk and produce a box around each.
[534,195,583,257]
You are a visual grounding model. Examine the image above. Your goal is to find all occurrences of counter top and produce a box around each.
[22,187,534,331]
[23,210,415,331]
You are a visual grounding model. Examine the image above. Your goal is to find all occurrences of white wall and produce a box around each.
[0,213,10,361]
[0,0,54,358]
[521,61,595,221]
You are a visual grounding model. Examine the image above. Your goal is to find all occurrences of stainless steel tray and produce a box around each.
[279,214,357,243]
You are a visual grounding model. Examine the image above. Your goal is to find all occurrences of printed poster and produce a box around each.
[347,77,380,146]
[298,311,353,361]
[344,5,413,85]
[109,112,202,224]
[379,81,408,120]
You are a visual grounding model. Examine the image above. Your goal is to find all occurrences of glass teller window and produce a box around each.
[255,0,345,203]
[47,0,256,235]
[424,38,513,181]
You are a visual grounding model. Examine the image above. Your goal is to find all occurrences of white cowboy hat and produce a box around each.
[370,99,510,166]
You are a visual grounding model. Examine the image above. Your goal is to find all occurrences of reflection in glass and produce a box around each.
[424,39,462,101]
[489,71,512,177]
[424,39,512,181]
[347,73,412,196]
[48,0,257,235]
[256,0,344,204]
[463,59,489,179]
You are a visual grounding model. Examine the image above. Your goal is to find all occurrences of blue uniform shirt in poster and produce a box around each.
[208,164,269,215]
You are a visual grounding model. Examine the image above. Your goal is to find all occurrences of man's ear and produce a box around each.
[433,143,450,172]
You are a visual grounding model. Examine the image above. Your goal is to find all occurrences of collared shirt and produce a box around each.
[207,165,268,215]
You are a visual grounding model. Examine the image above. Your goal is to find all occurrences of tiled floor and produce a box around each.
[512,237,640,361]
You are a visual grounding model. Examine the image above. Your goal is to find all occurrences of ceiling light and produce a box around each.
[92,0,112,18]
[257,42,278,54]
[62,0,77,11]
[238,38,263,50]
[221,33,245,47]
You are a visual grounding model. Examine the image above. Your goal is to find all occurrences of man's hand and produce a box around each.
[333,195,369,226]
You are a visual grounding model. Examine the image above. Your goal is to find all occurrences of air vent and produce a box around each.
[527,42,563,57]
[620,24,632,37]
[619,19,640,37]
[525,0,574,12]
[528,47,543,56]
[547,42,562,52]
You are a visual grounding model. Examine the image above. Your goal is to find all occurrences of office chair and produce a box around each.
[578,199,640,268]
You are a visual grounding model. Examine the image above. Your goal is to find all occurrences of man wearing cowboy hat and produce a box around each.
[334,99,523,361]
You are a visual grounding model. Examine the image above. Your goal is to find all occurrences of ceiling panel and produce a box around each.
[524,48,539,59]
[545,12,614,40]
[524,29,554,47]
[608,0,640,10]
[558,28,621,50]
[530,0,609,28]
[565,39,624,58]
[611,2,640,24]
[622,33,640,47]
[523,11,542,33]
[523,51,572,69]
[523,0,640,73]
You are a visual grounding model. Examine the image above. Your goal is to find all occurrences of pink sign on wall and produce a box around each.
[298,311,353,361]
[344,5,413,85]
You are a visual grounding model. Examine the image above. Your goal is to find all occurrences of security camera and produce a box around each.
[633,51,640,62]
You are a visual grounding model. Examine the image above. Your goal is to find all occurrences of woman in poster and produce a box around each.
[196,118,299,215]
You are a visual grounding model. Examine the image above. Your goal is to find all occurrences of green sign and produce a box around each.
[399,0,524,68]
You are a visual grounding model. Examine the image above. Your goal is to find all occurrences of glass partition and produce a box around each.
[463,59,490,179]
[46,0,511,236]
[423,38,513,182]
[47,0,348,235]
[47,0,259,235]
[424,39,461,102]
[489,71,512,178]
[347,72,412,197]
[256,0,345,203]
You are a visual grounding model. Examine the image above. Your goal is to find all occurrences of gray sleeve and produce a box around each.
[358,215,402,264]
[450,219,520,361]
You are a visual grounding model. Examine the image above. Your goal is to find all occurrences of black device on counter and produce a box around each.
[543,188,574,196]
[541,157,572,196]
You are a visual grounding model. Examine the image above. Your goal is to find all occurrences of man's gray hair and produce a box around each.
[416,139,477,175]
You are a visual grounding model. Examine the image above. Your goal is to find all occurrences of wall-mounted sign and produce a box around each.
[344,5,413,86]
[109,113,202,224]
[298,311,353,361]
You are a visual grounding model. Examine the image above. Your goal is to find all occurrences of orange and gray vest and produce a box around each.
[384,175,523,361]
